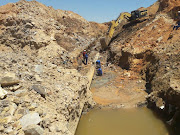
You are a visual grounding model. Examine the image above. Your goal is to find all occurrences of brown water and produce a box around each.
[75,108,170,135]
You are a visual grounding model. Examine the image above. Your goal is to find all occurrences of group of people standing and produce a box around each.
[82,50,102,76]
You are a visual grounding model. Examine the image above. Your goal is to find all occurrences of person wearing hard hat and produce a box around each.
[82,50,88,65]
[96,60,101,69]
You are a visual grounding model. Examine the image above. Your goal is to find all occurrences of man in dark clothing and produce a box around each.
[84,53,88,65]
[82,50,88,65]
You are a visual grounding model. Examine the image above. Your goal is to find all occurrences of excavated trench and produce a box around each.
[75,47,179,135]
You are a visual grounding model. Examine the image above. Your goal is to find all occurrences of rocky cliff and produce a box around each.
[0,0,106,135]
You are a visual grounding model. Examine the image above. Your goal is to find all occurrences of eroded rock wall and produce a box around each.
[106,0,180,130]
[0,1,105,135]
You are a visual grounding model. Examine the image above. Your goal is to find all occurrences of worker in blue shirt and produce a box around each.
[97,68,102,76]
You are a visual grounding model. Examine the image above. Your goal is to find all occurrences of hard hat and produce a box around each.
[96,60,100,64]
[84,50,86,51]
[178,11,180,13]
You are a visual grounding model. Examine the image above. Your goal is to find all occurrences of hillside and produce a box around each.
[0,1,106,135]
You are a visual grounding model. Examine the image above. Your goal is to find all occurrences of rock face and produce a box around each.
[0,0,107,51]
[105,0,180,132]
[0,1,103,134]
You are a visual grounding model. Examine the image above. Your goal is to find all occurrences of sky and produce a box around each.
[0,0,157,23]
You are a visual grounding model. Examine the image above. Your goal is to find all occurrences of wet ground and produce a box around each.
[75,108,170,135]
[90,68,148,108]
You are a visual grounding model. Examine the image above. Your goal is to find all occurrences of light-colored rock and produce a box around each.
[19,113,41,129]
[0,116,12,124]
[9,103,17,116]
[16,107,29,116]
[0,86,7,99]
[4,126,13,134]
[9,85,22,91]
[28,103,38,111]
[24,125,44,135]
[0,125,4,132]
[35,75,43,82]
[14,90,27,97]
[0,72,20,87]
[34,65,43,74]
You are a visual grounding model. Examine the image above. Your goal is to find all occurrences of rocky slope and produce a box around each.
[0,0,106,135]
[106,0,180,132]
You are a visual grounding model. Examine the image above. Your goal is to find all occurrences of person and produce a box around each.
[96,60,101,69]
[84,53,88,65]
[97,68,102,76]
[82,50,88,65]
[83,50,86,58]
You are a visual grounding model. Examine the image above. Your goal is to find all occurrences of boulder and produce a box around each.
[19,113,41,129]
[0,73,19,87]
[24,125,44,135]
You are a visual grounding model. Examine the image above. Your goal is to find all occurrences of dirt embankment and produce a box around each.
[0,1,106,135]
[105,0,180,131]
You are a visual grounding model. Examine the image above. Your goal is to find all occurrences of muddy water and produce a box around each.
[75,108,170,135]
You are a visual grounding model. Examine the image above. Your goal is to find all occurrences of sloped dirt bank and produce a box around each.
[146,41,180,134]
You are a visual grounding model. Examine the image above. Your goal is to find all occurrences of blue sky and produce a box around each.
[0,0,157,23]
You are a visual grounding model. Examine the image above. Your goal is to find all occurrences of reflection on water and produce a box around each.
[75,108,170,135]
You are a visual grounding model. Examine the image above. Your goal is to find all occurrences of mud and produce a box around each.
[76,108,170,135]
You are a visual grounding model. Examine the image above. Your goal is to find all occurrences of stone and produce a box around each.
[49,124,63,133]
[14,90,27,97]
[19,113,41,129]
[156,36,163,43]
[24,125,44,135]
[0,125,4,132]
[0,86,7,99]
[32,85,46,98]
[9,103,17,116]
[16,108,29,116]
[28,103,38,111]
[9,85,22,91]
[4,126,13,133]
[25,23,34,28]
[0,116,12,124]
[0,72,20,87]
[34,75,43,82]
[34,65,43,74]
